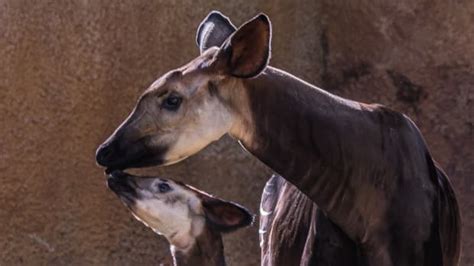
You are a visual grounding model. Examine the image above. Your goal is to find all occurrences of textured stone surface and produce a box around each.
[0,0,472,265]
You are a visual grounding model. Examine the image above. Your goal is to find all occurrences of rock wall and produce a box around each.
[0,0,472,265]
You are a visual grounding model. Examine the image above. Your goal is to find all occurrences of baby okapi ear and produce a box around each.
[218,13,272,78]
[201,197,254,233]
[196,11,237,54]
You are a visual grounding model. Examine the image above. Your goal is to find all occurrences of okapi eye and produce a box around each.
[157,182,172,193]
[162,95,182,111]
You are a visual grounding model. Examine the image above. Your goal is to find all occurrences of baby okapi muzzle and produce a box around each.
[107,171,254,266]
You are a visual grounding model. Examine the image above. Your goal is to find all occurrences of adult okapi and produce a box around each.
[96,11,461,266]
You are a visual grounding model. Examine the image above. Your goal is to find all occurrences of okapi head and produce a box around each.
[106,171,253,251]
[96,11,271,172]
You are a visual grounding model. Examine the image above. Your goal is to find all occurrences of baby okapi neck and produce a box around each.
[172,227,226,266]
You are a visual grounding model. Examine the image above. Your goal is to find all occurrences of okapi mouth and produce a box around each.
[107,170,139,205]
[96,139,168,173]
[103,152,166,174]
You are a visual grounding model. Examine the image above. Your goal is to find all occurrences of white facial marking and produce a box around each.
[162,97,234,164]
[130,180,205,250]
[134,199,191,236]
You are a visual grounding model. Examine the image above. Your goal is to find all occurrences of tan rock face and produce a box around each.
[0,0,472,265]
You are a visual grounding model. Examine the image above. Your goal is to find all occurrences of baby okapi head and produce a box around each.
[107,171,254,266]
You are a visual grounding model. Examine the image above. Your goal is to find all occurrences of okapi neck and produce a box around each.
[235,66,375,240]
[172,228,226,266]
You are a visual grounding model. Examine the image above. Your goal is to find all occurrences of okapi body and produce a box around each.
[260,174,358,266]
[96,11,461,266]
[107,171,253,266]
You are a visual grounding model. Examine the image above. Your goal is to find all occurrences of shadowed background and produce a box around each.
[0,0,472,265]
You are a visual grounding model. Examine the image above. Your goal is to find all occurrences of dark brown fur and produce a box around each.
[241,66,461,265]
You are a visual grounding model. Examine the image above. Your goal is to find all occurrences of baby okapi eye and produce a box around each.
[162,95,183,111]
[157,182,172,193]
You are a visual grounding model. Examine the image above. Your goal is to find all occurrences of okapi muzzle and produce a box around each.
[95,107,168,173]
[96,118,167,173]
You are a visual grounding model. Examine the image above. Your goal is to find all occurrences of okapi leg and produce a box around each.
[260,175,359,266]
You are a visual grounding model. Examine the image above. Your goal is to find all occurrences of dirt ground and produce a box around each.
[0,1,472,265]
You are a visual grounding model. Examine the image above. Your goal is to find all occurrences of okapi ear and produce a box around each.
[196,11,237,54]
[218,13,272,78]
[201,197,254,233]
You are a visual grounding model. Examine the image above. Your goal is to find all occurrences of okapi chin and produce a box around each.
[97,11,461,266]
[107,171,253,266]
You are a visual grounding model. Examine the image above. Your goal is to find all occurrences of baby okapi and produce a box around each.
[106,171,253,266]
